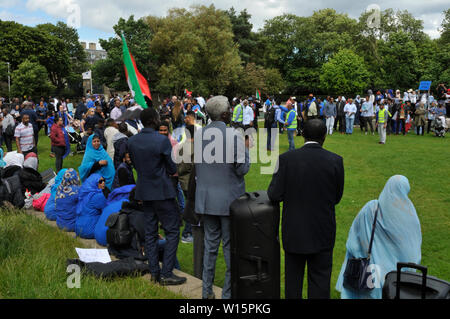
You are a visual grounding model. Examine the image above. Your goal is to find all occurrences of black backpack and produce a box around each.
[106,211,133,247]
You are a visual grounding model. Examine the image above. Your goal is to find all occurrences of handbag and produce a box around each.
[343,204,379,291]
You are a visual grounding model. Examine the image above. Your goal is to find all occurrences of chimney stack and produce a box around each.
[89,42,96,50]
[81,42,86,49]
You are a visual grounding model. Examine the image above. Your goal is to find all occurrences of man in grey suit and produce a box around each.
[195,96,251,299]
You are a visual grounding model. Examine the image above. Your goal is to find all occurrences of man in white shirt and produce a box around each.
[110,99,123,123]
[343,98,357,134]
[242,99,254,129]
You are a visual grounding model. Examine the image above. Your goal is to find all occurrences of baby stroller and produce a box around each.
[434,116,446,137]
[66,125,84,153]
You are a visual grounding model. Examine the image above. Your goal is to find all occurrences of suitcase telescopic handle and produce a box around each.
[396,262,428,299]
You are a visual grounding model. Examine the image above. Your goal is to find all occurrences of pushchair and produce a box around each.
[434,116,447,137]
[66,123,84,154]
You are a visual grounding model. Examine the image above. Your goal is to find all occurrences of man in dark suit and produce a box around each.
[268,119,344,299]
[127,107,186,286]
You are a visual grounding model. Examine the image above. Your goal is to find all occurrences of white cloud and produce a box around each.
[20,0,449,38]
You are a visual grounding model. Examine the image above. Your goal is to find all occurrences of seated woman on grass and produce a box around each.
[44,169,67,221]
[75,173,107,239]
[335,175,422,299]
[78,134,115,191]
[55,168,81,232]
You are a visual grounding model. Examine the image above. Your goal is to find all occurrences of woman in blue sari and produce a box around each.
[55,169,81,232]
[75,173,107,239]
[336,175,422,299]
[44,169,67,221]
[78,134,115,190]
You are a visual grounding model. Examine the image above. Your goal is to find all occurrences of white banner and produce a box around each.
[82,70,92,80]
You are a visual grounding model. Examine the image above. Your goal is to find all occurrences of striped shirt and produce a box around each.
[14,123,34,152]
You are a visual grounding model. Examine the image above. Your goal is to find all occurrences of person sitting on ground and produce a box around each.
[23,152,38,171]
[80,126,93,151]
[112,152,135,190]
[95,184,135,246]
[55,168,81,232]
[335,175,422,299]
[44,169,67,221]
[78,134,115,190]
[94,119,107,149]
[112,122,131,169]
[75,173,108,239]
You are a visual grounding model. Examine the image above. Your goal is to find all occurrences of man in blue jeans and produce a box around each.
[284,101,297,151]
[127,108,186,286]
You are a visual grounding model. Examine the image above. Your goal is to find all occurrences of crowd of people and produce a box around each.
[0,83,447,299]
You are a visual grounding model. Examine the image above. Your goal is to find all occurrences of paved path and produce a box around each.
[27,209,223,299]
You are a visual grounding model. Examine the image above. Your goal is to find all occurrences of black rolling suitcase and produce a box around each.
[383,262,450,299]
[230,191,280,299]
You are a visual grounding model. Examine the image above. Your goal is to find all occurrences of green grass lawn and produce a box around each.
[0,208,183,298]
[2,125,449,299]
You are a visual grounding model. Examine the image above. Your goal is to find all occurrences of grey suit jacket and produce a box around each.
[194,121,250,216]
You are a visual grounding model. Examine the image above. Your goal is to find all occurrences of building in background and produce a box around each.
[81,42,107,65]
[81,42,107,95]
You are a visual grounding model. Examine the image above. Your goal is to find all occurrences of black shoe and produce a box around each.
[150,274,160,284]
[160,274,187,286]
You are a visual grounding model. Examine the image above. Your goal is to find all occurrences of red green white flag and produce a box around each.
[121,33,151,108]
[184,88,192,96]
[256,89,261,100]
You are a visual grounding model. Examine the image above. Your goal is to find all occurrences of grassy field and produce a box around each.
[1,124,449,299]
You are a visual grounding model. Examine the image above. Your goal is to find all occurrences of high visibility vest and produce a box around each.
[232,104,243,122]
[378,108,388,124]
[287,109,298,129]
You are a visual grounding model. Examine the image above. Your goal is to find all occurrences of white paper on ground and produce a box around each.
[75,248,112,264]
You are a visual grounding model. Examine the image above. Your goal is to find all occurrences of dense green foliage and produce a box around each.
[1,6,449,99]
[0,20,86,98]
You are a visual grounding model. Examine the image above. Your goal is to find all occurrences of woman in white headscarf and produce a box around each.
[336,175,422,299]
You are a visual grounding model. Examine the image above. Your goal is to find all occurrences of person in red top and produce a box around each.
[50,116,67,172]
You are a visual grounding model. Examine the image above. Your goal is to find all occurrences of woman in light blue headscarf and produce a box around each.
[336,175,422,299]
[78,134,115,190]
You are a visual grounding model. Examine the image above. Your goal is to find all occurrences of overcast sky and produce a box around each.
[1,0,448,48]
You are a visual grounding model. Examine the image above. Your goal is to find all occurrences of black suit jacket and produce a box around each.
[127,128,177,201]
[268,143,344,254]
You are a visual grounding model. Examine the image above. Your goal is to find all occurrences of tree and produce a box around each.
[11,59,55,98]
[378,32,420,90]
[320,49,369,95]
[225,8,258,64]
[36,22,88,95]
[0,21,71,94]
[439,9,450,45]
[148,5,243,96]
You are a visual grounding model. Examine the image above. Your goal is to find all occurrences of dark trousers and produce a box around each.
[192,224,205,279]
[363,117,374,133]
[285,250,333,299]
[54,145,66,172]
[337,115,346,133]
[427,119,433,134]
[143,199,181,278]
[396,119,406,135]
[3,133,13,152]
